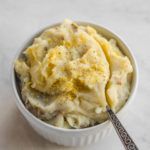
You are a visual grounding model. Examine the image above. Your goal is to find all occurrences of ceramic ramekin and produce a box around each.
[11,22,138,147]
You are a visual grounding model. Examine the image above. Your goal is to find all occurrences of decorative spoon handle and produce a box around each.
[106,106,138,150]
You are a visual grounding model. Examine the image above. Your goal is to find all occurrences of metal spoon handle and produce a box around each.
[106,106,138,150]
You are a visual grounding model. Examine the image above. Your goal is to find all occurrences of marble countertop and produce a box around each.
[0,0,150,149]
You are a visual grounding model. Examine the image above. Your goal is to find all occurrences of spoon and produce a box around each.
[106,105,139,150]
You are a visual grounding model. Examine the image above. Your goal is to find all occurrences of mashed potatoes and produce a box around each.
[15,19,133,129]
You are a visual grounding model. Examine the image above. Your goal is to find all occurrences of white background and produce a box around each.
[0,0,150,149]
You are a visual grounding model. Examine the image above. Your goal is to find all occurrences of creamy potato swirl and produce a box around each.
[15,20,133,129]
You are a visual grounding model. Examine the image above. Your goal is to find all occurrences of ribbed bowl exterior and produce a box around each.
[30,119,112,146]
[16,97,112,146]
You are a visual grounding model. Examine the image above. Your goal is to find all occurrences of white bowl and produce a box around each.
[11,22,138,147]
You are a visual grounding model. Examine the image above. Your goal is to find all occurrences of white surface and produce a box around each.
[0,0,150,149]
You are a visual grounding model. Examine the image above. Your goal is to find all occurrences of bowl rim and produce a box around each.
[11,21,138,133]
